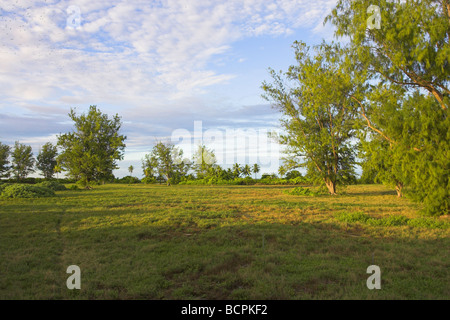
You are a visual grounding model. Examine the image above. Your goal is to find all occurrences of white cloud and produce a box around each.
[0,0,338,106]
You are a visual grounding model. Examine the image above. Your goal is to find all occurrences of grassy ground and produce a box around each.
[0,184,448,300]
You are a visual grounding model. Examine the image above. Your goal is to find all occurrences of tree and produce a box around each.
[142,153,158,179]
[252,163,260,179]
[36,142,58,179]
[57,106,126,186]
[146,141,186,186]
[326,0,449,110]
[242,164,251,177]
[11,141,35,180]
[278,166,287,179]
[326,0,449,214]
[0,142,10,178]
[232,163,242,178]
[285,170,302,180]
[192,144,217,179]
[128,165,134,176]
[262,41,358,194]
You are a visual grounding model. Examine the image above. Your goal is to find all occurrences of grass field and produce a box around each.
[0,184,449,300]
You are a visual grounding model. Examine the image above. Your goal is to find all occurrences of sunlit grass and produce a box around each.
[0,184,448,299]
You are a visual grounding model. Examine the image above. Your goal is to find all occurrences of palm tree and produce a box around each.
[232,163,241,178]
[128,165,134,176]
[252,163,260,179]
[278,166,286,178]
[243,164,251,177]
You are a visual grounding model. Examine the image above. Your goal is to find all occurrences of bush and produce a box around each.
[141,176,157,184]
[1,184,55,199]
[69,185,80,190]
[36,181,67,191]
[0,182,10,193]
[367,215,410,227]
[406,218,449,229]
[115,176,141,184]
[284,186,317,196]
[335,211,370,223]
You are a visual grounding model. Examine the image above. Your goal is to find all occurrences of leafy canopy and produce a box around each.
[57,106,126,185]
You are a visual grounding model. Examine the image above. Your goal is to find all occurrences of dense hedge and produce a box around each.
[0,184,55,198]
[36,181,67,191]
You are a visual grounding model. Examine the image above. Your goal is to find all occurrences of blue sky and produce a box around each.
[0,0,339,178]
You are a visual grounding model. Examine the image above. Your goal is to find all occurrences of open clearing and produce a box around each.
[0,184,448,299]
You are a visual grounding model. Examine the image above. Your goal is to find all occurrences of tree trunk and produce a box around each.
[325,179,337,195]
[395,182,403,198]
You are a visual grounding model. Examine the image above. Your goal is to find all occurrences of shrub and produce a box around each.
[1,184,55,198]
[36,181,67,191]
[116,176,141,184]
[369,215,410,227]
[141,177,156,184]
[288,176,309,185]
[69,185,80,190]
[284,186,317,196]
[407,218,449,229]
[0,182,10,193]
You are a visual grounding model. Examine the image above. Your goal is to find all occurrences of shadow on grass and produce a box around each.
[2,216,447,300]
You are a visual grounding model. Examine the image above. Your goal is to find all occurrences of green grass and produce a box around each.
[0,184,449,299]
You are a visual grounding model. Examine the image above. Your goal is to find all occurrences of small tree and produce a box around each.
[242,164,251,177]
[192,144,217,179]
[57,106,126,186]
[262,41,358,194]
[128,165,134,176]
[232,163,241,179]
[252,163,260,179]
[36,142,58,179]
[146,141,186,186]
[0,142,10,178]
[278,166,287,179]
[142,154,158,179]
[11,141,35,181]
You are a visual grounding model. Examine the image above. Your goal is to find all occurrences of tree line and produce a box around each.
[0,106,299,187]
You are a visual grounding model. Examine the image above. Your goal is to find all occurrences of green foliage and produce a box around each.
[69,185,80,190]
[284,187,317,196]
[336,211,449,229]
[406,218,449,229]
[57,106,126,185]
[0,182,10,193]
[36,181,67,191]
[143,141,189,185]
[367,215,410,227]
[252,163,260,179]
[141,176,157,184]
[115,176,141,184]
[36,142,58,179]
[1,184,55,199]
[335,211,370,223]
[262,41,358,195]
[11,141,35,181]
[326,0,450,110]
[192,145,216,179]
[325,0,450,215]
[0,142,10,178]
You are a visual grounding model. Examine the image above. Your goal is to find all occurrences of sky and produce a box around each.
[0,0,340,178]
